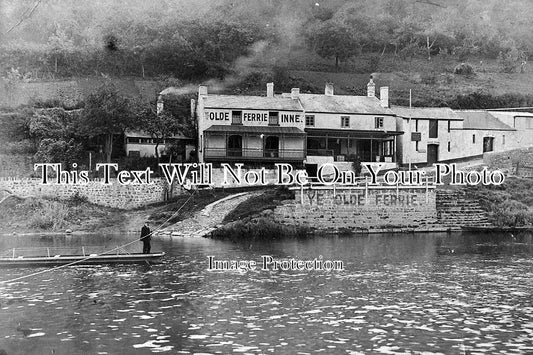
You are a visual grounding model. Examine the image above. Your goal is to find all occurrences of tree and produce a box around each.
[34,138,83,169]
[307,20,358,68]
[135,102,182,165]
[135,93,198,163]
[46,24,75,76]
[80,83,134,163]
[29,108,84,168]
[29,108,80,141]
[158,94,198,141]
[497,47,527,73]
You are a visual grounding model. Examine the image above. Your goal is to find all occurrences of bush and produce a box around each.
[492,200,533,227]
[366,54,381,73]
[347,154,362,176]
[69,191,88,205]
[454,62,474,75]
[209,217,309,240]
[421,72,437,84]
[25,199,71,230]
[465,177,533,227]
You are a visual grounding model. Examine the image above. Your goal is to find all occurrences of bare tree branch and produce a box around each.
[5,0,44,35]
[415,0,447,8]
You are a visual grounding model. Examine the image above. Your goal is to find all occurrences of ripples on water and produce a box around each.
[0,233,532,354]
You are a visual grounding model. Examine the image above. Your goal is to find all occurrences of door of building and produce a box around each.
[227,135,242,157]
[483,137,494,153]
[264,136,279,158]
[427,144,439,165]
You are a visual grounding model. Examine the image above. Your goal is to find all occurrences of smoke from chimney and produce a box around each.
[380,87,389,108]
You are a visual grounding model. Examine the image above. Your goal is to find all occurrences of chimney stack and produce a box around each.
[325,83,334,96]
[267,82,274,97]
[380,86,389,108]
[291,88,300,100]
[367,76,375,97]
[198,85,208,96]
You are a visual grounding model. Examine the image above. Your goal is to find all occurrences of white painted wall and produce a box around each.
[397,118,462,164]
[395,116,527,165]
[308,113,396,131]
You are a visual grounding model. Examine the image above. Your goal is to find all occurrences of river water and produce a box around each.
[0,232,532,354]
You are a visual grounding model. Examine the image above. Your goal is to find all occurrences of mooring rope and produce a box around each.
[0,191,197,285]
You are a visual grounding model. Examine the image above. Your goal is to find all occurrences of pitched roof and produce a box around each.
[392,106,462,120]
[296,93,394,115]
[489,111,533,117]
[456,110,516,131]
[202,95,302,111]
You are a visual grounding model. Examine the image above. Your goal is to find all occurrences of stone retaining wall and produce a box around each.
[0,178,182,209]
[273,186,439,231]
[210,167,305,188]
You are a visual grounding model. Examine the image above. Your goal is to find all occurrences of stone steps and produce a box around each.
[436,190,492,227]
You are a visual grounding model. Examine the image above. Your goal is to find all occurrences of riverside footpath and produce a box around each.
[155,191,262,238]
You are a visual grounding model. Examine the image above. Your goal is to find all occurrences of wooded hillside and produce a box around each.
[1,0,532,80]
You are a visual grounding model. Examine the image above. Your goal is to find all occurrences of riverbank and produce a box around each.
[464,176,533,227]
[2,176,532,237]
[208,178,533,239]
[0,188,262,235]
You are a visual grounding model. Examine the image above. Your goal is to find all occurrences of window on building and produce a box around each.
[473,134,476,144]
[429,120,438,138]
[416,141,419,152]
[268,111,279,126]
[375,117,384,129]
[503,135,505,145]
[305,115,315,127]
[341,116,350,128]
[447,120,451,133]
[415,119,419,132]
[382,140,393,156]
[232,110,242,125]
[447,141,450,152]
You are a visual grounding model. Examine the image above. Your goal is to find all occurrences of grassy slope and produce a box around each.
[209,187,308,241]
[221,187,294,224]
[0,195,125,234]
[465,176,533,227]
[276,52,533,105]
[0,187,271,234]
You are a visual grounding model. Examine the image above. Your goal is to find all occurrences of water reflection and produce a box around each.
[0,232,532,354]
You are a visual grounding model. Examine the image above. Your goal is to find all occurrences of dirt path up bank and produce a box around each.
[154,191,262,238]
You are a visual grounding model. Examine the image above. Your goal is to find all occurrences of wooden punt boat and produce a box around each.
[0,247,165,267]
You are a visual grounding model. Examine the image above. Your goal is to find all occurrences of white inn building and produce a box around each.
[195,79,533,168]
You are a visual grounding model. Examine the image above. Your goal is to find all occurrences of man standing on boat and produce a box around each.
[140,221,152,254]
